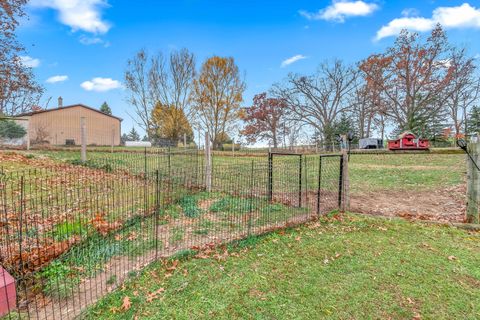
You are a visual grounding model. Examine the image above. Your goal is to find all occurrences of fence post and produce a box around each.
[316,156,322,216]
[338,155,343,209]
[144,147,147,175]
[80,117,87,163]
[298,155,302,208]
[154,169,160,260]
[466,142,480,223]
[341,149,350,212]
[205,132,212,192]
[268,152,273,202]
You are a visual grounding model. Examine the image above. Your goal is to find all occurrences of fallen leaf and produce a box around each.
[146,288,165,302]
[122,296,131,311]
[448,255,457,261]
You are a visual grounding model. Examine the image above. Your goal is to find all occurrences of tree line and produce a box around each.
[125,25,480,149]
[2,0,479,149]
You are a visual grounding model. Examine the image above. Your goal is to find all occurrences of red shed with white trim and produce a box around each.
[388,132,429,150]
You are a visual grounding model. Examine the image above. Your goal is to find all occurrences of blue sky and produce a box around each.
[17,0,480,138]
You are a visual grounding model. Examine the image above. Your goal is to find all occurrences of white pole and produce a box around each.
[81,117,87,162]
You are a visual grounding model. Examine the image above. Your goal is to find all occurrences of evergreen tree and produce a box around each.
[142,135,149,142]
[100,102,112,115]
[127,127,140,141]
[467,105,480,136]
[0,120,27,139]
[121,133,128,145]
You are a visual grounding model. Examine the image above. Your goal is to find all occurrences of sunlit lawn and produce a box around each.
[84,213,480,319]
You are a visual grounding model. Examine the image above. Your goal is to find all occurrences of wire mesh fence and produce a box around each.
[0,148,342,319]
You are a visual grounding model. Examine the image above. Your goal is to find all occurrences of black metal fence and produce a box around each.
[0,148,342,319]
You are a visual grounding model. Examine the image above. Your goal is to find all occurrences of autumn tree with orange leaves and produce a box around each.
[359,25,454,136]
[240,93,288,148]
[151,102,194,146]
[0,0,43,115]
[191,56,245,149]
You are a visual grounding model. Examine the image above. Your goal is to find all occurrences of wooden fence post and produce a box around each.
[466,142,480,223]
[204,132,212,192]
[340,135,350,213]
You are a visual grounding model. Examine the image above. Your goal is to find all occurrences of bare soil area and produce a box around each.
[350,184,466,223]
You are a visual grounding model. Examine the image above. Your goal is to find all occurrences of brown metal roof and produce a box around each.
[15,104,123,121]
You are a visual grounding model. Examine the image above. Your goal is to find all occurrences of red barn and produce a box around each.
[388,132,429,150]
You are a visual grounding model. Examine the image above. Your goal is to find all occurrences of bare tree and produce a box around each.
[0,0,43,115]
[273,60,358,142]
[124,48,196,139]
[350,82,377,139]
[443,48,480,138]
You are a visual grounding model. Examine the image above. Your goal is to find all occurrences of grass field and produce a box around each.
[30,149,466,192]
[0,150,317,318]
[83,213,480,319]
[0,149,471,318]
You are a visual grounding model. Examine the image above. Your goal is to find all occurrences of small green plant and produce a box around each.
[39,261,79,299]
[50,221,90,240]
[179,195,202,217]
[170,249,197,260]
[210,196,254,214]
[106,274,117,286]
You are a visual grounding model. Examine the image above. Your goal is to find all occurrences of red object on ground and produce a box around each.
[0,267,16,316]
[388,132,429,150]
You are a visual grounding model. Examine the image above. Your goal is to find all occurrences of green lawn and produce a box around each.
[32,149,466,193]
[84,213,480,319]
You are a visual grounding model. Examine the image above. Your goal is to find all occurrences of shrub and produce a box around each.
[0,119,26,139]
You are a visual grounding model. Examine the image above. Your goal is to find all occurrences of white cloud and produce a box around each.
[401,8,419,17]
[46,75,68,83]
[20,55,40,68]
[300,1,379,23]
[281,55,307,68]
[30,0,110,34]
[376,17,434,40]
[79,35,103,45]
[475,53,480,59]
[81,77,122,92]
[376,3,480,40]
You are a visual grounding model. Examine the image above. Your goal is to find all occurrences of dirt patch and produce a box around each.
[350,185,466,223]
[198,198,215,211]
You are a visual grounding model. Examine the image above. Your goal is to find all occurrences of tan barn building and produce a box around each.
[16,100,122,146]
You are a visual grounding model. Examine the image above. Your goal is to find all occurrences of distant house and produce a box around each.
[15,98,122,146]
